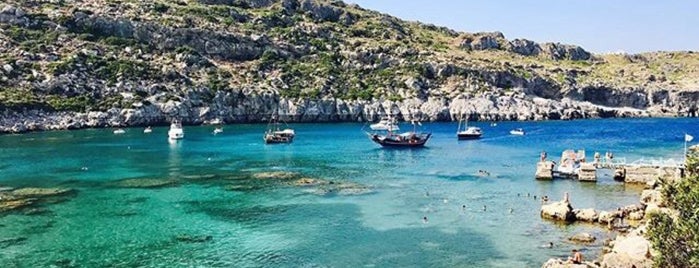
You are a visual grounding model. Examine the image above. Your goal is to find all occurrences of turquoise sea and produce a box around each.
[0,118,695,267]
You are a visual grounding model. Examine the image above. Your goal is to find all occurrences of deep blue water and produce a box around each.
[0,118,696,267]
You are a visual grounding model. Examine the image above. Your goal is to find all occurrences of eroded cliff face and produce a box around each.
[1,1,698,133]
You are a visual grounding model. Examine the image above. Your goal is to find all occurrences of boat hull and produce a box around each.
[457,133,482,140]
[264,134,294,144]
[369,133,431,148]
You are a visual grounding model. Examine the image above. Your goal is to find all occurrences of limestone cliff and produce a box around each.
[1,0,698,132]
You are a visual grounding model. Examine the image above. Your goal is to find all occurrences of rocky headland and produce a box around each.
[1,1,699,133]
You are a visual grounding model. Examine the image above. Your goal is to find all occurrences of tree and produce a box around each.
[647,150,699,268]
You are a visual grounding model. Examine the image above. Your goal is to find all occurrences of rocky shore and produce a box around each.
[539,175,673,267]
[0,92,696,134]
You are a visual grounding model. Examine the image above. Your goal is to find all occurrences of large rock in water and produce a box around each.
[540,258,591,268]
[601,236,653,268]
[541,200,575,222]
[573,208,599,222]
[569,232,596,243]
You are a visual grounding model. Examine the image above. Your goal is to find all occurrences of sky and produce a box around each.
[344,0,698,54]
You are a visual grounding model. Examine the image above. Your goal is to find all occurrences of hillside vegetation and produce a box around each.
[0,0,698,130]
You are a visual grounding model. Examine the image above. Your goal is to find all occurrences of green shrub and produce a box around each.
[647,153,699,267]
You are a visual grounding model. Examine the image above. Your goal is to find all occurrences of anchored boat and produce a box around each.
[168,120,184,140]
[456,116,482,140]
[367,120,431,148]
[264,116,295,144]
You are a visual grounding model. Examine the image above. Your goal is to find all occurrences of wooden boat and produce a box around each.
[367,121,431,148]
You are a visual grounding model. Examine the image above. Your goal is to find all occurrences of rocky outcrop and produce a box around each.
[67,14,265,61]
[569,232,596,243]
[541,200,575,222]
[460,32,504,51]
[541,43,591,61]
[600,225,653,268]
[573,208,599,222]
[540,258,594,268]
[508,38,542,56]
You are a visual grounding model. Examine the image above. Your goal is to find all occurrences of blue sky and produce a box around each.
[344,0,698,53]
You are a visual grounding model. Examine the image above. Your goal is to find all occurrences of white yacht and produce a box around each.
[510,128,526,135]
[370,116,399,131]
[113,128,126,134]
[213,127,223,135]
[168,120,184,140]
[456,117,482,140]
[143,126,152,134]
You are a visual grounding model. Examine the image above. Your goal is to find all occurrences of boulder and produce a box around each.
[601,235,652,268]
[540,258,591,268]
[573,208,598,222]
[598,210,620,224]
[508,38,542,56]
[640,189,664,206]
[569,232,596,243]
[541,200,575,222]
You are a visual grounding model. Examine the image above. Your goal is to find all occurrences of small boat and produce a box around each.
[113,128,125,134]
[168,120,185,140]
[143,126,152,134]
[456,117,482,140]
[370,115,400,131]
[367,120,431,148]
[510,128,525,135]
[213,127,223,135]
[264,116,294,144]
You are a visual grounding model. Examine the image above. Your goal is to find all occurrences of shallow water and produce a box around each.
[0,118,695,267]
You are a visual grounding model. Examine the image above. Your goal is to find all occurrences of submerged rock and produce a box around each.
[0,236,28,248]
[292,178,329,187]
[175,234,213,243]
[113,178,178,188]
[0,198,35,212]
[11,187,74,197]
[252,171,298,180]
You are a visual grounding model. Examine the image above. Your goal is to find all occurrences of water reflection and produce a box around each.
[168,139,182,177]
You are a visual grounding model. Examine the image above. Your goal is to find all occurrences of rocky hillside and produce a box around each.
[1,0,698,132]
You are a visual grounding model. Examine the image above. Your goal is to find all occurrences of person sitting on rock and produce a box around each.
[567,249,583,264]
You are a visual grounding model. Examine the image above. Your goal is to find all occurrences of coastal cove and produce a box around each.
[0,118,695,267]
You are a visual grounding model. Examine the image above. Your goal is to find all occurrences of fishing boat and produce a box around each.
[370,115,400,131]
[168,120,184,140]
[264,116,295,144]
[143,126,152,134]
[367,120,431,148]
[456,117,482,140]
[510,128,525,135]
[113,128,125,134]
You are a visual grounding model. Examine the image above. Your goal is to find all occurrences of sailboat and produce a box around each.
[367,120,431,148]
[370,115,399,131]
[264,115,295,144]
[456,116,482,140]
[168,120,184,140]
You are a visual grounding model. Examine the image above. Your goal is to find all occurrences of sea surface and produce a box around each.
[0,118,695,267]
